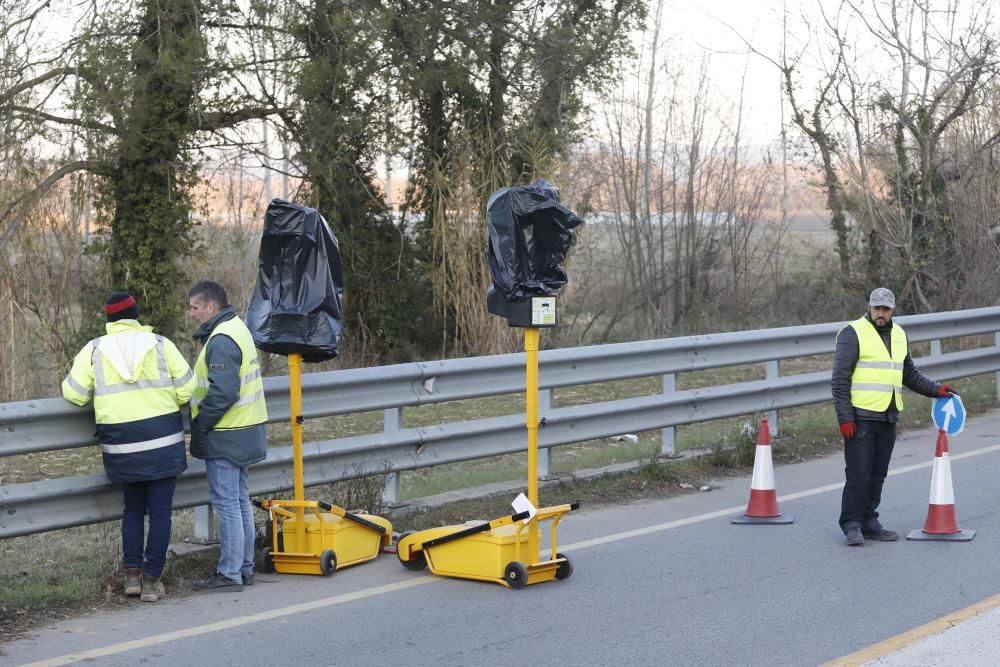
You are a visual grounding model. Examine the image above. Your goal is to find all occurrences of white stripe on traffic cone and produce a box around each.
[732,418,793,525]
[906,430,975,541]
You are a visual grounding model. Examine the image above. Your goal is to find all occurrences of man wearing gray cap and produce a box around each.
[831,287,957,546]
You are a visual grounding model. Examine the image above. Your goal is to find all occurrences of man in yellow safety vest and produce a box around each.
[832,287,957,546]
[62,292,196,602]
[187,280,268,592]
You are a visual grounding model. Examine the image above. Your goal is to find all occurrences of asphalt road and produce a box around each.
[6,409,1000,666]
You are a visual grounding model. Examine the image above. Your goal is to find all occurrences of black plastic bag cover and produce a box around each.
[246,199,344,362]
[485,180,583,302]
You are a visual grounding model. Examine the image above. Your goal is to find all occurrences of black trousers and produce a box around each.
[839,420,896,533]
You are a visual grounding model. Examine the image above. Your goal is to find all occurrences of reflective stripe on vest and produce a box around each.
[63,372,93,400]
[845,317,906,412]
[191,317,267,428]
[101,430,185,454]
[83,332,189,453]
[191,367,262,407]
[92,337,174,396]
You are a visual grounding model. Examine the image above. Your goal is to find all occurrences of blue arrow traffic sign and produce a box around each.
[931,394,966,436]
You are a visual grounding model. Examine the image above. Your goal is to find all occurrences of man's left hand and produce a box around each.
[937,384,959,397]
[189,417,207,457]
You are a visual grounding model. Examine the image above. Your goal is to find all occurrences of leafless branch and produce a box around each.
[10,105,117,134]
[0,160,110,251]
[195,106,282,132]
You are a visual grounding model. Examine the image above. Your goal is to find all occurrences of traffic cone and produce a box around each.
[907,430,975,541]
[732,418,794,524]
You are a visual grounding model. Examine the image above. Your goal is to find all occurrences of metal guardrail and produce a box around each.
[2,308,1000,539]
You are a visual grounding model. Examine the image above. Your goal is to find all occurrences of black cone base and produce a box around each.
[731,514,794,525]
[905,528,975,542]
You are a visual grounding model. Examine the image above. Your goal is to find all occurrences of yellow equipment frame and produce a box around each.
[395,325,577,588]
[256,353,392,576]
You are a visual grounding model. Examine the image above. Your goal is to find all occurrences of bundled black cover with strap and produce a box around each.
[485,179,583,302]
[246,199,344,362]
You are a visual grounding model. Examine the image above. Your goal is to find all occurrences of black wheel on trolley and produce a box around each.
[396,531,427,571]
[260,547,275,573]
[319,549,337,576]
[504,561,528,589]
[554,552,573,580]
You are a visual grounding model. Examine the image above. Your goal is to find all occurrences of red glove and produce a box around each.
[937,384,959,397]
[840,422,856,439]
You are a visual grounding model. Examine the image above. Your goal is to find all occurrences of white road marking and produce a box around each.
[561,443,1000,551]
[20,579,436,667]
[21,442,1000,667]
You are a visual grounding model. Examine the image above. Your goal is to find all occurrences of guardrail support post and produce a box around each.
[538,388,551,478]
[191,505,217,544]
[381,407,402,506]
[767,360,780,437]
[995,333,1000,402]
[931,339,942,356]
[661,373,676,456]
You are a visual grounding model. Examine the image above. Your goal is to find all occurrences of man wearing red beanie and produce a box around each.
[62,291,197,601]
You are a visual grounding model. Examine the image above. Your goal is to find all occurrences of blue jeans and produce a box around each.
[205,458,255,583]
[122,476,177,579]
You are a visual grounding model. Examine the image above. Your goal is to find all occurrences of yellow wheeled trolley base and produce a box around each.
[255,498,392,576]
[252,352,393,576]
[396,502,578,588]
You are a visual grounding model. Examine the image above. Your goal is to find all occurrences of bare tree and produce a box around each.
[0,1,282,337]
[569,19,783,343]
[762,0,1000,310]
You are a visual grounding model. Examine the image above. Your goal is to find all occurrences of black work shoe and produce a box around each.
[863,521,898,541]
[192,572,243,592]
[242,573,254,586]
[845,527,864,546]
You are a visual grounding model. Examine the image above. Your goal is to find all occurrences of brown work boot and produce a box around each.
[124,568,142,596]
[140,575,165,602]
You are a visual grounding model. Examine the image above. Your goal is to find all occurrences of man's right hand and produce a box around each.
[840,422,856,439]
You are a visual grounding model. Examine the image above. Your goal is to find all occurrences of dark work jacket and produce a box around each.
[831,313,941,425]
[190,306,267,467]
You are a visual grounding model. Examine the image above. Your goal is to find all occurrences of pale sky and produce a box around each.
[35,0,809,149]
[659,0,995,146]
[34,0,874,169]
[648,0,819,145]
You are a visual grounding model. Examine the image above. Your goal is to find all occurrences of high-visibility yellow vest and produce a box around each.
[846,316,906,412]
[61,320,196,454]
[191,316,267,428]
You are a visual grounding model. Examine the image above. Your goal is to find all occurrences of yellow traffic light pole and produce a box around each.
[289,352,306,551]
[525,327,540,563]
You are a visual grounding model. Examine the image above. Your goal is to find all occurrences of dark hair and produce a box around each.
[105,291,140,322]
[188,280,229,309]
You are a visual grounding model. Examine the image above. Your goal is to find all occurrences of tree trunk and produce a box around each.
[107,0,202,336]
